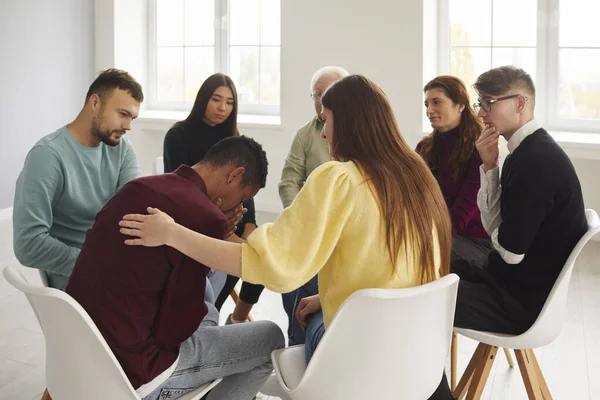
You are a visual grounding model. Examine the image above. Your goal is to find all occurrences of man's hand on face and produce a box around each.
[213,198,247,237]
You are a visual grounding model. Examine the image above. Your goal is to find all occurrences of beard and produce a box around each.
[91,114,123,147]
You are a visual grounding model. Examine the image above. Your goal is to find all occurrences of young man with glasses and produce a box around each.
[452,66,587,334]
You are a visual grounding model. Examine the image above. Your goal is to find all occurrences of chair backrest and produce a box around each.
[289,274,460,400]
[515,209,600,349]
[38,269,49,287]
[2,266,140,400]
[154,156,164,175]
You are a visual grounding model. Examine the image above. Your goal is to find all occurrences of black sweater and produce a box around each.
[163,121,256,235]
[487,128,587,319]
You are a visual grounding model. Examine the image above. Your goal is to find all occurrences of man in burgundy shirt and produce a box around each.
[66,136,284,400]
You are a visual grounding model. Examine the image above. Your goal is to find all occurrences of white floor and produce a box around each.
[0,211,599,400]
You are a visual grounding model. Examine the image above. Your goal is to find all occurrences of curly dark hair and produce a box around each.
[200,136,268,188]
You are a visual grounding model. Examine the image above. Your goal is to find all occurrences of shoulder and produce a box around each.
[31,127,68,154]
[165,123,189,141]
[295,117,321,138]
[415,133,434,154]
[308,160,362,188]
[513,129,564,168]
[26,129,68,165]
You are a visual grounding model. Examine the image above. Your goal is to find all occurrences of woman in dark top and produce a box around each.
[163,73,264,323]
[416,76,492,267]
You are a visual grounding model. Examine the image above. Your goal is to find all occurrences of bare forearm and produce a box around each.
[168,223,243,277]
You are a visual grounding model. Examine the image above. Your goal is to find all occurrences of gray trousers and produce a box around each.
[144,304,284,400]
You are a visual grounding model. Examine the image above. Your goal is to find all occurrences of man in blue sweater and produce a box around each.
[13,69,143,289]
[453,66,587,334]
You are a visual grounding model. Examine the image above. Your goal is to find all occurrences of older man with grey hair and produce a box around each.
[278,66,349,208]
[277,66,348,347]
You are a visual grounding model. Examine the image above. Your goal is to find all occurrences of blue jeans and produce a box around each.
[304,310,325,363]
[281,275,319,345]
[281,275,325,363]
[207,270,226,302]
[143,305,284,400]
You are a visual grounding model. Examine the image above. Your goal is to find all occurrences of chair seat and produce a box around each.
[454,327,532,349]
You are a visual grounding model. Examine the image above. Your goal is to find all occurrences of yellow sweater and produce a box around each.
[242,161,441,328]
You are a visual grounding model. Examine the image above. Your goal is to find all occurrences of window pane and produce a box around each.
[559,0,600,48]
[559,49,600,119]
[450,47,491,93]
[157,47,184,102]
[260,47,280,105]
[492,47,537,83]
[184,47,215,102]
[260,0,281,45]
[230,0,260,45]
[492,0,536,47]
[230,46,260,105]
[157,0,183,46]
[184,0,214,46]
[449,0,492,47]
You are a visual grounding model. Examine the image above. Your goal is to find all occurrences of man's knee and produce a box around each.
[255,320,285,352]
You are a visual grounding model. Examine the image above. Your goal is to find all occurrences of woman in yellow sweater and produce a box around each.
[119,75,452,362]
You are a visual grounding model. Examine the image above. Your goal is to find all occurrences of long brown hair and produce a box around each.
[321,75,452,282]
[175,73,239,137]
[420,76,482,181]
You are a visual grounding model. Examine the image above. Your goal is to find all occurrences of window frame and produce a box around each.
[436,0,600,133]
[148,0,280,116]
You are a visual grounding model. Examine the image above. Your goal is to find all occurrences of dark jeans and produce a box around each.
[281,274,319,345]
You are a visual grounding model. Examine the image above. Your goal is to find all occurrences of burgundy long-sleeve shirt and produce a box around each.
[416,128,488,239]
[66,166,226,389]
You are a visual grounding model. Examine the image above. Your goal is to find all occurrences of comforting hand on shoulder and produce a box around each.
[119,207,175,247]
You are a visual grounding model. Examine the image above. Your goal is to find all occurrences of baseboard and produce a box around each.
[0,207,13,222]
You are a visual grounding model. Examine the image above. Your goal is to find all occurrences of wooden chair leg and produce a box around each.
[229,288,254,321]
[454,342,487,400]
[465,345,498,400]
[229,287,240,303]
[530,350,552,400]
[503,347,515,368]
[451,332,458,390]
[41,389,52,400]
[514,349,544,400]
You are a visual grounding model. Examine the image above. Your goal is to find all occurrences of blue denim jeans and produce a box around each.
[304,309,325,363]
[280,275,325,363]
[281,275,319,345]
[143,306,284,400]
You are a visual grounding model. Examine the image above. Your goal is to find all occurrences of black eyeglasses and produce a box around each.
[473,94,526,113]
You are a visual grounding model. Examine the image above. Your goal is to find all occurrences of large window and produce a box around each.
[150,0,281,115]
[437,0,600,132]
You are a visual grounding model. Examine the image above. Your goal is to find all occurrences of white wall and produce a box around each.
[0,0,94,209]
[121,0,425,212]
[103,0,600,228]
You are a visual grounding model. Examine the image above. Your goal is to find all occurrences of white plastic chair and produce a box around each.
[2,265,221,400]
[453,209,600,399]
[261,274,460,400]
[38,270,49,287]
[154,156,164,175]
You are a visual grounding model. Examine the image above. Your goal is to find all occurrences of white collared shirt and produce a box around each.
[477,119,542,264]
